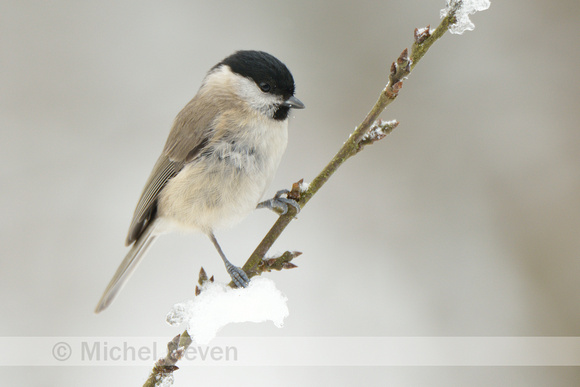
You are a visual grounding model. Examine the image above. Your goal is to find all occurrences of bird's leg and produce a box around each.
[208,232,249,288]
[257,189,300,216]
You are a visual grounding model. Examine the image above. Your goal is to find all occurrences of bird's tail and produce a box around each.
[95,224,157,313]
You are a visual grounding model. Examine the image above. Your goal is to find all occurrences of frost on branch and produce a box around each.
[155,373,174,387]
[353,119,399,155]
[287,179,307,202]
[166,277,289,345]
[362,119,399,144]
[414,25,431,44]
[441,0,490,34]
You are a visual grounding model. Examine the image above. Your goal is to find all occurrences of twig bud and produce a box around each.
[198,267,208,285]
[414,25,431,44]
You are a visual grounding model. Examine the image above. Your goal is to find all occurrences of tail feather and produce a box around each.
[95,225,157,313]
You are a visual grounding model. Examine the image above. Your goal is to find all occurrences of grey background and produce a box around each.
[2,0,579,385]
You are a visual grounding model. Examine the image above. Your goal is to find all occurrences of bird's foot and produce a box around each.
[257,189,300,216]
[225,261,250,288]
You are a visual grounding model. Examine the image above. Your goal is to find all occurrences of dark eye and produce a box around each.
[259,82,271,92]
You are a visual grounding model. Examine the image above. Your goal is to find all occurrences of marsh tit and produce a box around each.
[95,50,304,313]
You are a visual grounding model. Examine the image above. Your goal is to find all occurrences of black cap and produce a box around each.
[216,50,302,120]
[218,50,296,97]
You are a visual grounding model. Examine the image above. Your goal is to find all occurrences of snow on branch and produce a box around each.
[166,277,289,345]
[441,0,491,34]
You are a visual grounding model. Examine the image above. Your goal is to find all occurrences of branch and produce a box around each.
[142,331,192,387]
[241,5,459,278]
[143,2,472,385]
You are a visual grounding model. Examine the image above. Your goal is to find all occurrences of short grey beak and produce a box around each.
[282,95,305,109]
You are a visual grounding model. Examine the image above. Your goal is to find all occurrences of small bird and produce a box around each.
[95,50,304,313]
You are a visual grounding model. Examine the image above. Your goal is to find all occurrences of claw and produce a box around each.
[257,189,300,216]
[209,232,249,288]
[225,261,249,288]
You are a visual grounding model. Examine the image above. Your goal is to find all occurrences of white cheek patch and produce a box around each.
[236,76,283,117]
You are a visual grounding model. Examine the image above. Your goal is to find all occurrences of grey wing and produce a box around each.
[125,155,181,245]
[125,94,218,245]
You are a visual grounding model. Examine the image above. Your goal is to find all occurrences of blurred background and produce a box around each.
[1,0,579,385]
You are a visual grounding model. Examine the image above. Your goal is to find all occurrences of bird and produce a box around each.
[95,50,304,313]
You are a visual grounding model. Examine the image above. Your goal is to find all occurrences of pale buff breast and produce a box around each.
[157,117,288,233]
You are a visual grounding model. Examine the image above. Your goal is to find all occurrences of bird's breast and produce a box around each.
[158,120,288,233]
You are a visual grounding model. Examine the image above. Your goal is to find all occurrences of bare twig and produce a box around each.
[240,5,461,278]
[142,331,192,387]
